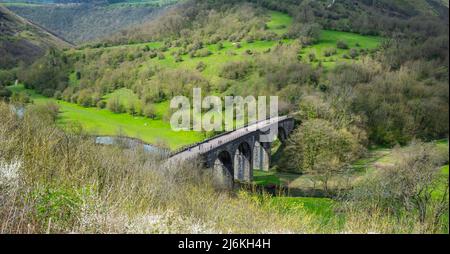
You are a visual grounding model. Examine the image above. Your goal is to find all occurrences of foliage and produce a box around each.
[345,141,449,232]
[281,119,362,193]
[219,61,252,80]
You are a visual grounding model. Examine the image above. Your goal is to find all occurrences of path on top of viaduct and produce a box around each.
[167,116,295,188]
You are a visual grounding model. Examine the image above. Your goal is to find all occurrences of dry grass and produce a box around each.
[0,102,319,234]
[1,102,447,234]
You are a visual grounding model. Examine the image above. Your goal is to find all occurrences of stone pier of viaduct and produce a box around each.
[167,116,295,188]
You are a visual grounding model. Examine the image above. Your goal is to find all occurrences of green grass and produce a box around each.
[269,197,338,225]
[152,40,280,79]
[7,84,203,150]
[103,88,142,109]
[253,170,282,186]
[432,165,449,199]
[266,11,293,35]
[147,30,382,81]
[300,30,383,68]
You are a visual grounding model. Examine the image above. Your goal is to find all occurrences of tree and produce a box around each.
[107,96,123,113]
[127,103,138,116]
[77,90,93,107]
[217,42,224,50]
[349,48,359,59]
[157,52,166,60]
[308,53,316,62]
[337,40,349,49]
[323,47,337,57]
[97,100,107,109]
[196,61,207,72]
[0,69,15,86]
[281,119,361,193]
[143,104,157,119]
[219,61,252,80]
[0,86,12,98]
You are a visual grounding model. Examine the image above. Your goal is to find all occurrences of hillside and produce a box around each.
[104,0,449,45]
[0,0,448,235]
[0,5,72,69]
[2,1,179,43]
[6,0,446,150]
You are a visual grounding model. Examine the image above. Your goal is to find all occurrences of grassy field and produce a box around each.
[269,197,338,225]
[7,84,203,149]
[254,170,282,186]
[144,20,382,76]
[300,30,383,68]
[266,10,293,35]
[103,88,143,113]
[64,11,383,94]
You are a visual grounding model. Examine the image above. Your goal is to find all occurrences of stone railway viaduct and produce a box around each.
[167,116,295,187]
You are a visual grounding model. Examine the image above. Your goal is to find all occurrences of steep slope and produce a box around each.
[0,5,72,68]
[103,0,449,45]
[11,0,449,148]
[3,1,179,43]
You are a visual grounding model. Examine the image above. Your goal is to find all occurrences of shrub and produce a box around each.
[157,52,165,60]
[191,48,212,58]
[281,119,362,191]
[34,186,82,231]
[0,69,15,86]
[323,48,337,57]
[11,91,31,104]
[42,89,56,98]
[149,51,157,59]
[53,91,62,100]
[349,48,359,59]
[143,104,157,119]
[337,40,349,49]
[196,62,207,72]
[219,61,252,80]
[174,55,183,62]
[345,142,449,231]
[77,90,93,107]
[97,100,107,109]
[107,96,124,113]
[127,103,139,116]
[0,87,12,98]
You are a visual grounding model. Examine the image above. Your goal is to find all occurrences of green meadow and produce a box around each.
[266,10,293,35]
[8,84,203,150]
[300,30,383,68]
